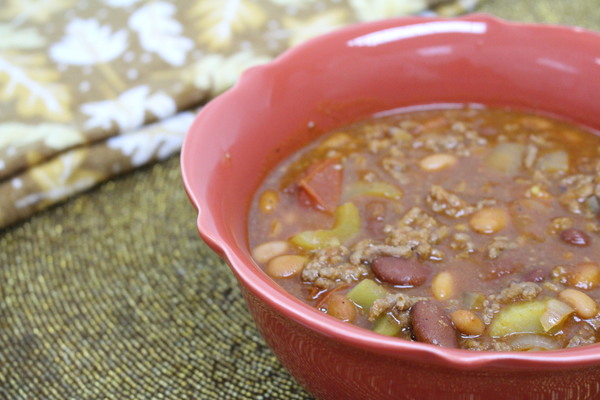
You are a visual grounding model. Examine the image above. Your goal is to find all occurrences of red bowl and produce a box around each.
[181,14,600,400]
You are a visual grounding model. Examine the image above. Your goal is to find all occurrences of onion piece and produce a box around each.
[485,142,525,174]
[535,150,569,173]
[540,299,574,332]
[509,334,560,351]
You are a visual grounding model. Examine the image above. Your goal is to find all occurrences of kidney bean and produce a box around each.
[372,256,430,287]
[411,301,458,348]
[560,228,590,247]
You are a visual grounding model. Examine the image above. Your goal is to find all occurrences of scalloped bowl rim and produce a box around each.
[182,14,600,371]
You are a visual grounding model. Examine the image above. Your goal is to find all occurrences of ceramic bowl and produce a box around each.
[181,14,600,400]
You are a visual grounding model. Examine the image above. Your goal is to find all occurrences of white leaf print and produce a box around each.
[0,24,46,50]
[159,111,196,132]
[268,0,316,5]
[349,0,427,21]
[0,53,72,121]
[190,0,267,51]
[146,91,176,119]
[81,85,148,131]
[103,0,141,7]
[49,18,128,65]
[0,122,82,151]
[129,1,193,66]
[15,150,95,209]
[107,112,194,166]
[0,0,76,24]
[283,9,349,46]
[80,85,176,133]
[189,49,271,96]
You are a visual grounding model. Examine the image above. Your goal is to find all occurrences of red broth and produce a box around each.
[248,106,600,351]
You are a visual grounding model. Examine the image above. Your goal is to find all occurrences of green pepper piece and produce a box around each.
[345,181,403,200]
[347,279,387,310]
[373,313,402,336]
[290,202,361,250]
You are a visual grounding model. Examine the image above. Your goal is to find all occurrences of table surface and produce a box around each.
[2,1,600,399]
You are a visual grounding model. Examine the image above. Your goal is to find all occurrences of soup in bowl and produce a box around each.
[181,14,600,400]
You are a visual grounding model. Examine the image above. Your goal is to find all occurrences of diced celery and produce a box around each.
[347,279,387,310]
[489,301,546,337]
[485,143,525,175]
[290,202,361,250]
[345,181,403,200]
[373,313,402,336]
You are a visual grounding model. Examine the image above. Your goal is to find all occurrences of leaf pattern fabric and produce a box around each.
[0,0,480,229]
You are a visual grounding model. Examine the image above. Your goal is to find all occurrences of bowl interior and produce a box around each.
[182,14,600,368]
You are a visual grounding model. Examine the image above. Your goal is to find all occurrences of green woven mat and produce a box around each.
[2,1,599,399]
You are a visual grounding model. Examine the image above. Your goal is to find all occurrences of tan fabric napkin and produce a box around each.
[0,0,480,229]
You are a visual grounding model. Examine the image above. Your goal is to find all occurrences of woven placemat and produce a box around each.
[2,1,600,399]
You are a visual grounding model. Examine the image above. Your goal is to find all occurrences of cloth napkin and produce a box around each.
[0,0,480,229]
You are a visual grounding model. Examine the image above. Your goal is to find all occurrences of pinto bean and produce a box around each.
[469,207,509,234]
[325,293,357,322]
[559,289,599,319]
[267,255,307,279]
[259,190,279,213]
[568,262,600,290]
[411,301,458,348]
[419,153,457,172]
[450,309,485,336]
[252,240,290,264]
[372,256,430,287]
[431,271,454,300]
[560,228,591,247]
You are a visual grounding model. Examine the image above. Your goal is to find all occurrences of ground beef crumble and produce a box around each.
[302,246,368,289]
[449,232,475,259]
[567,323,597,348]
[426,185,474,218]
[462,338,512,352]
[383,207,450,261]
[487,236,518,259]
[349,240,412,265]
[381,157,409,184]
[368,292,426,322]
[559,174,600,216]
[492,282,542,304]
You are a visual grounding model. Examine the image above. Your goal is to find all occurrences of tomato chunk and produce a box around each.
[298,157,342,213]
